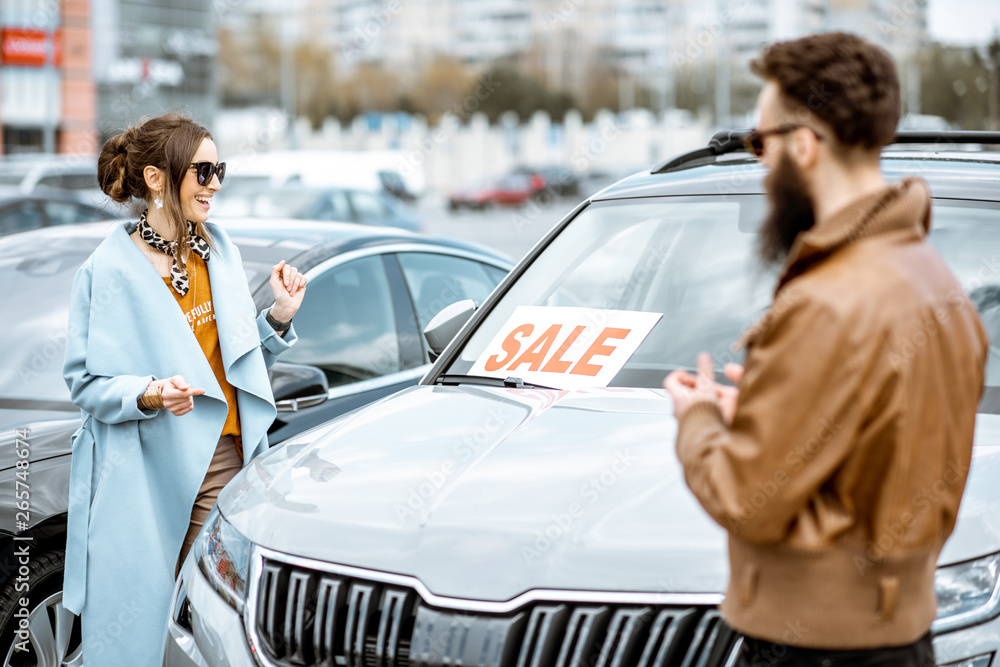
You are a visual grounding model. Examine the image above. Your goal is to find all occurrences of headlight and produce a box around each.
[192,506,252,613]
[933,551,1000,634]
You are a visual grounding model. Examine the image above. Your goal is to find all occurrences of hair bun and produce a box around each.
[98,127,138,203]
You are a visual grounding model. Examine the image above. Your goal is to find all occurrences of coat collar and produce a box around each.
[775,177,932,292]
[87,220,268,406]
[734,178,932,351]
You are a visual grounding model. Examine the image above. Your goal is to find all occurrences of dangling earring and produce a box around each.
[154,193,164,210]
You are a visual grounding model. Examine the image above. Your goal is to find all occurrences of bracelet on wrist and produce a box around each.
[138,383,164,410]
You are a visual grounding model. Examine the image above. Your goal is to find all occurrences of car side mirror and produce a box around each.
[423,299,477,361]
[269,362,330,413]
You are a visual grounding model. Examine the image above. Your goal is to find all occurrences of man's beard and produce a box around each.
[757,150,816,267]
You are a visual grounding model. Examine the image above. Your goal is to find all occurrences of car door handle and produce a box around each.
[275,393,329,413]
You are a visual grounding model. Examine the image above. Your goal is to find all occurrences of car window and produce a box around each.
[0,202,42,235]
[397,252,505,332]
[279,255,401,386]
[44,201,105,226]
[349,190,391,224]
[313,190,352,222]
[36,172,96,190]
[483,264,508,285]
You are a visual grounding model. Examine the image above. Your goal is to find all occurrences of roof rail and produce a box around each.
[652,129,1000,175]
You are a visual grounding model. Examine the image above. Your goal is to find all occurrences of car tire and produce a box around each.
[0,550,83,666]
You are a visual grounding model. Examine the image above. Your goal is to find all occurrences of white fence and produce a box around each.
[213,107,713,194]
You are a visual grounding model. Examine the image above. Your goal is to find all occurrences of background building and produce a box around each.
[90,0,217,143]
[283,0,928,121]
[0,0,97,155]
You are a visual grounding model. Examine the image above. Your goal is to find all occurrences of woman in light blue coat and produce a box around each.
[61,113,307,666]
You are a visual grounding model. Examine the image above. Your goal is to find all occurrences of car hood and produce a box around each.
[221,385,729,600]
[220,386,1000,602]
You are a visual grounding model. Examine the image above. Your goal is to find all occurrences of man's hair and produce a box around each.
[750,32,901,153]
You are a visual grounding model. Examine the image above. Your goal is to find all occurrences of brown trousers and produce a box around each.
[174,433,244,578]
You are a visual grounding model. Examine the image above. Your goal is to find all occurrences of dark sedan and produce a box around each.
[0,190,126,237]
[0,217,511,663]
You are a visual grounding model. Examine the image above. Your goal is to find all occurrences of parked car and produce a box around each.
[512,165,581,198]
[211,184,423,232]
[448,174,536,211]
[0,155,102,199]
[0,190,127,237]
[221,150,422,204]
[0,217,512,663]
[166,131,1000,667]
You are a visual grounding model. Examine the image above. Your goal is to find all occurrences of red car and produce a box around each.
[448,174,534,211]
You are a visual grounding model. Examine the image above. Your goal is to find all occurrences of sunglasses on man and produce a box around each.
[190,161,227,186]
[743,125,824,159]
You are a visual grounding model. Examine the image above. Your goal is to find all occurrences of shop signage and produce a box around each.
[1,28,56,67]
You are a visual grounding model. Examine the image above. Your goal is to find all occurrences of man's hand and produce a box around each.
[717,363,744,425]
[663,353,744,424]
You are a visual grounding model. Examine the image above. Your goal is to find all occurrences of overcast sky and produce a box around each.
[927,0,1000,45]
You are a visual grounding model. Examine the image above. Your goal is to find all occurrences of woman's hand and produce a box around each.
[269,260,307,323]
[149,375,206,416]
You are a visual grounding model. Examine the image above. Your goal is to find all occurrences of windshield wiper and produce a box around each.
[434,374,556,390]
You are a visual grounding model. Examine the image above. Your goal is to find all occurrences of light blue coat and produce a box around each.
[61,219,298,666]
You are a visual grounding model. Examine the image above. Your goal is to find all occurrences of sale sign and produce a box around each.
[469,307,662,390]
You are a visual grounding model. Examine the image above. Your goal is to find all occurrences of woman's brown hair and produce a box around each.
[97,111,217,256]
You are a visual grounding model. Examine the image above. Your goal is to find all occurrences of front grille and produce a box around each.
[249,556,738,667]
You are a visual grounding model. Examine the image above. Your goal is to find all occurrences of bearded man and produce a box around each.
[664,32,989,666]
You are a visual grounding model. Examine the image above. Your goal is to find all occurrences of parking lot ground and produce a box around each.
[417,195,580,262]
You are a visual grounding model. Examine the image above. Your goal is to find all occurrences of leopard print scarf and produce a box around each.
[136,209,211,296]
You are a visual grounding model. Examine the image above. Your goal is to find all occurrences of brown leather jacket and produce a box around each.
[676,178,989,649]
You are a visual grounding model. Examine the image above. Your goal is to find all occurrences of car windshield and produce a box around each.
[447,196,1000,401]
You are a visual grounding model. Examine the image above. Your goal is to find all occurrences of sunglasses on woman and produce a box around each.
[743,125,824,159]
[190,161,227,186]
